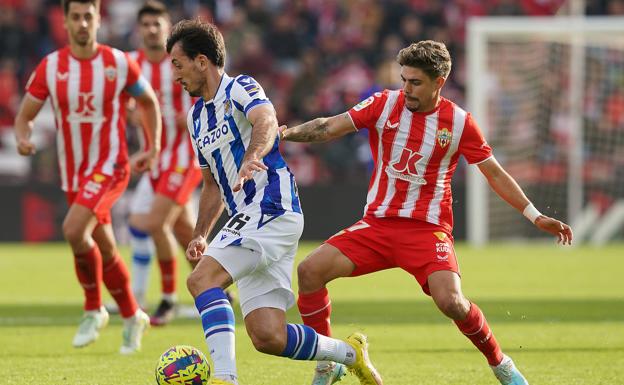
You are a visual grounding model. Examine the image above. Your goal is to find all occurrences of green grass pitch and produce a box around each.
[0,242,622,384]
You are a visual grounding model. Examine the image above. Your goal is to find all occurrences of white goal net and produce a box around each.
[466,17,624,244]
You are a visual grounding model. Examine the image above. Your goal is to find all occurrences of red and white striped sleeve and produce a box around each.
[25,58,49,101]
[347,90,388,131]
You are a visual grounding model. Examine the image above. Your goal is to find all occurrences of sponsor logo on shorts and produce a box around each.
[435,241,450,262]
[82,179,103,199]
[167,172,184,190]
[436,242,450,254]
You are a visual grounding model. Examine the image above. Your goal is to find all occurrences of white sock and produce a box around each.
[314,334,356,366]
[129,226,154,306]
[162,292,178,303]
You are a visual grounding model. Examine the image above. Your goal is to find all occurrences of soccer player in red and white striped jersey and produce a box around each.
[123,1,203,327]
[14,0,161,354]
[281,41,573,385]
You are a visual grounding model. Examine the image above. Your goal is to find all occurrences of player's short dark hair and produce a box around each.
[137,0,169,21]
[62,0,100,15]
[397,40,452,79]
[166,19,226,68]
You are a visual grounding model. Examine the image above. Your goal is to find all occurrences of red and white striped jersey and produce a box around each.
[26,45,144,192]
[348,90,493,232]
[128,50,198,179]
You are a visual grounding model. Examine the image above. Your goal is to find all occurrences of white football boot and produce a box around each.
[119,309,150,354]
[72,306,110,348]
[491,354,529,385]
[311,362,347,385]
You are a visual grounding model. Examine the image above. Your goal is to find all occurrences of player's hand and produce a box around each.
[278,124,288,141]
[186,235,207,263]
[16,138,36,156]
[233,158,267,192]
[535,216,573,245]
[130,149,157,173]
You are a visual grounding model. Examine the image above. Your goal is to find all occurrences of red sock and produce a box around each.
[158,258,177,295]
[297,288,332,336]
[102,255,138,318]
[454,303,504,366]
[73,245,102,311]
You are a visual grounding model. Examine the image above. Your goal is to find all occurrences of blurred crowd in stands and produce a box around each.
[0,0,622,187]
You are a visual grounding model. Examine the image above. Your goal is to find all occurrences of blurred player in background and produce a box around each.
[123,0,202,326]
[13,0,161,354]
[168,19,382,385]
[281,40,573,385]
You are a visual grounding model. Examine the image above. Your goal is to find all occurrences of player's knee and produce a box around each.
[434,293,469,320]
[62,221,86,245]
[186,270,203,297]
[297,259,325,290]
[143,217,166,236]
[248,326,285,355]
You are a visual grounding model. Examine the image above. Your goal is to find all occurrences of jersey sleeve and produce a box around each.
[458,112,493,164]
[25,58,49,101]
[231,75,272,118]
[124,53,150,97]
[347,91,388,131]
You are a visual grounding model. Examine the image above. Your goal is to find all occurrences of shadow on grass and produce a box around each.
[1,298,622,327]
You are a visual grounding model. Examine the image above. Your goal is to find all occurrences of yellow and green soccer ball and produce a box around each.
[155,345,211,385]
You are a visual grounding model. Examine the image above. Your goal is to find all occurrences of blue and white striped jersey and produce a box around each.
[187,73,301,218]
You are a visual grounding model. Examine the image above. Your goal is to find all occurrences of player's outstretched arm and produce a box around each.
[279,112,356,143]
[187,168,224,264]
[478,157,573,245]
[14,94,45,156]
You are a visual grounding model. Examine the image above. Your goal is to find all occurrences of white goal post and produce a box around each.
[466,16,624,245]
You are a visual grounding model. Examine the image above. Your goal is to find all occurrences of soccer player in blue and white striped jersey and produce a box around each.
[166,19,382,385]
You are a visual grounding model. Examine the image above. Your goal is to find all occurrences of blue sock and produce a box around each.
[195,288,237,380]
[280,324,319,360]
[281,323,354,365]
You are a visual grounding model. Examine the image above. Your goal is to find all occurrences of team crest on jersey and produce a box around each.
[353,96,374,111]
[223,99,232,117]
[436,127,452,148]
[104,66,116,81]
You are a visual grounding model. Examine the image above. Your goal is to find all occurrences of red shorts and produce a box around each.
[151,167,202,205]
[66,167,130,224]
[326,216,459,295]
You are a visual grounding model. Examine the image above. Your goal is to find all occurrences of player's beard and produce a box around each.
[73,30,92,47]
[405,97,421,112]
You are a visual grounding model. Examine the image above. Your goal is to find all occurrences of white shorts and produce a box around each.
[129,174,154,215]
[206,207,304,317]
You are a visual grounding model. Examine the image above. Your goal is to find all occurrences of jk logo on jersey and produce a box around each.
[387,148,427,184]
[68,92,102,123]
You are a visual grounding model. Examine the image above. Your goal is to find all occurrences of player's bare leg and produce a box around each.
[135,194,184,325]
[428,270,528,384]
[92,222,148,354]
[297,243,358,385]
[63,204,108,348]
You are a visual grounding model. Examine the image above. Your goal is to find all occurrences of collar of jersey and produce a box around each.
[203,73,230,105]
